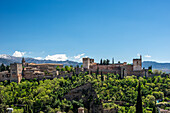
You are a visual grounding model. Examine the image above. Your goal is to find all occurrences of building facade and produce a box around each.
[0,58,63,83]
[83,55,149,78]
[10,63,23,83]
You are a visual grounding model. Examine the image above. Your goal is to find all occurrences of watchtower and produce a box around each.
[133,55,142,71]
[10,63,23,83]
[82,58,94,69]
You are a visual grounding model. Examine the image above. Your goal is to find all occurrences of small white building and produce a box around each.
[7,108,13,113]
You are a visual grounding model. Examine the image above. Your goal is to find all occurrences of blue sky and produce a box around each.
[0,0,170,63]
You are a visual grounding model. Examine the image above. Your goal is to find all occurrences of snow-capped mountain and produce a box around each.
[0,54,82,66]
[0,54,13,59]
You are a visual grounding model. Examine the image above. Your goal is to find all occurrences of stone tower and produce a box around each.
[133,55,142,71]
[10,63,23,83]
[82,58,94,70]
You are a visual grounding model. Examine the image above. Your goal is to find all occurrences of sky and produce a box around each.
[0,0,170,63]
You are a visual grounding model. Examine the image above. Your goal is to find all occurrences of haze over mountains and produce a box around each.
[0,54,170,73]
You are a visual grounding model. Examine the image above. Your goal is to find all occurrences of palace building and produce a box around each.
[0,58,63,83]
[83,55,149,78]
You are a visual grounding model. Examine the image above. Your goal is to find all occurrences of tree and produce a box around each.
[6,66,10,72]
[72,70,75,76]
[56,66,60,71]
[136,81,143,113]
[0,64,6,72]
[77,65,79,68]
[112,58,114,64]
[96,67,99,79]
[107,73,109,80]
[152,101,157,113]
[106,59,110,65]
[103,60,107,65]
[100,59,103,65]
[101,71,104,82]
[61,68,65,72]
[65,66,71,72]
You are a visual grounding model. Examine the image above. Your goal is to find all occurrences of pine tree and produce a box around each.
[136,81,143,113]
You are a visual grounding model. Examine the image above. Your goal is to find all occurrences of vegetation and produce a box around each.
[100,59,110,65]
[136,82,143,113]
[0,70,169,113]
[0,64,10,72]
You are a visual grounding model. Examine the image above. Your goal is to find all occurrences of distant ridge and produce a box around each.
[0,55,82,67]
[143,61,170,73]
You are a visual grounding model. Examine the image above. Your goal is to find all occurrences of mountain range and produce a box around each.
[0,54,82,67]
[0,54,170,73]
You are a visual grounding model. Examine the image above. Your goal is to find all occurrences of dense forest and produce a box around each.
[0,71,169,113]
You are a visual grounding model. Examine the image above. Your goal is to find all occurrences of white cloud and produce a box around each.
[74,53,85,59]
[45,54,68,61]
[73,53,85,62]
[144,55,151,58]
[12,51,26,57]
[68,53,86,62]
[34,57,43,60]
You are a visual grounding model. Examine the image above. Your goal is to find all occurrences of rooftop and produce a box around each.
[29,63,63,66]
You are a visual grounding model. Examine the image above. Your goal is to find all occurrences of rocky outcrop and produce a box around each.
[63,83,103,113]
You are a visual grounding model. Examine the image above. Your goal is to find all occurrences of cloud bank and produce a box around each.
[144,55,151,58]
[45,54,68,61]
[12,51,26,57]
[11,51,86,62]
[34,57,43,60]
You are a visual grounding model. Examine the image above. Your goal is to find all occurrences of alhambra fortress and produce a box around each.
[83,55,149,78]
[0,55,150,83]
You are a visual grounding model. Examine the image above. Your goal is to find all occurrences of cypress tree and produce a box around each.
[101,71,104,82]
[152,101,157,113]
[96,67,99,79]
[90,71,92,75]
[106,59,110,65]
[136,81,143,113]
[6,65,10,72]
[107,73,109,80]
[0,64,6,72]
[73,70,75,76]
[112,57,114,64]
[103,60,107,65]
[100,59,103,65]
